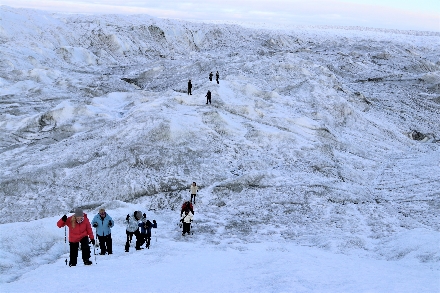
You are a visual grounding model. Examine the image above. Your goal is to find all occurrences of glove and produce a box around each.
[153,220,156,224]
[108,221,112,227]
[126,214,129,221]
[143,213,146,218]
[93,223,98,228]
[62,215,67,222]
[90,239,95,245]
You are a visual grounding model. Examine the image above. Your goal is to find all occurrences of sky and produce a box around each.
[1,0,439,32]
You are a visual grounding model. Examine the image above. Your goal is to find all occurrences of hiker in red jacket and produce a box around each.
[57,208,95,266]
[181,201,194,215]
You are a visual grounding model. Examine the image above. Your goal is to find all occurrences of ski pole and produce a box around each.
[94,227,99,263]
[93,243,97,264]
[95,227,99,258]
[65,226,68,266]
[95,228,99,249]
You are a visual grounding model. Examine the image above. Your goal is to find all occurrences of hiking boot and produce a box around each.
[69,261,76,267]
[135,247,143,250]
[84,260,92,265]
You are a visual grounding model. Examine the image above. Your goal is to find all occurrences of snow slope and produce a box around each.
[0,6,439,292]
[1,203,438,292]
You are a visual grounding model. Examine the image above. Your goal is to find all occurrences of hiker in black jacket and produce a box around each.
[139,213,157,249]
[188,80,192,95]
[205,90,211,104]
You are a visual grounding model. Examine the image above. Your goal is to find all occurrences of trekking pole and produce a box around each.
[92,236,97,265]
[64,226,68,266]
[95,228,99,250]
[95,227,99,261]
[93,242,97,264]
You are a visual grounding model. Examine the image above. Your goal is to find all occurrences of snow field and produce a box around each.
[1,6,439,292]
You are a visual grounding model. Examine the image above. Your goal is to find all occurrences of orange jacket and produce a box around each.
[57,213,94,243]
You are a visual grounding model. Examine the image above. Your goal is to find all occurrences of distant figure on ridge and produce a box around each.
[215,71,219,84]
[205,90,211,104]
[188,80,192,95]
[209,72,213,81]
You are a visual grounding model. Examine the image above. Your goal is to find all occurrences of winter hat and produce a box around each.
[134,211,142,220]
[74,208,84,217]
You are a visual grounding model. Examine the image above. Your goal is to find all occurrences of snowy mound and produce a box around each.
[0,6,439,292]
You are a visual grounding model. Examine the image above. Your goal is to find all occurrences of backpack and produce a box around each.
[181,201,194,214]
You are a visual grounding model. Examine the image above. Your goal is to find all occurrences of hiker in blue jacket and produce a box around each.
[91,208,114,255]
[139,213,157,249]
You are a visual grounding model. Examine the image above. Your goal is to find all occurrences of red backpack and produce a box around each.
[181,201,194,214]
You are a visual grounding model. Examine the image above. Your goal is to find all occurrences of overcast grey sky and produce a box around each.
[2,0,439,32]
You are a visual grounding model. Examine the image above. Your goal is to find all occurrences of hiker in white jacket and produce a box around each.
[190,182,198,204]
[181,209,193,236]
[125,211,142,252]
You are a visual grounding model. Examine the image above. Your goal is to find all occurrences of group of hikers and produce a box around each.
[187,71,219,105]
[57,182,199,266]
[181,181,198,235]
[124,211,158,252]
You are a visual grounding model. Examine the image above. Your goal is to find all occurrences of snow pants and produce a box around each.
[183,222,191,234]
[70,236,90,265]
[139,233,151,248]
[97,234,112,255]
[125,230,140,251]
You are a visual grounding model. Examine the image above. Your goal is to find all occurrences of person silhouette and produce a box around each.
[205,90,211,104]
[188,80,192,95]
